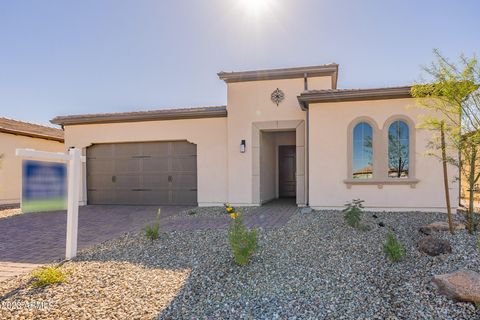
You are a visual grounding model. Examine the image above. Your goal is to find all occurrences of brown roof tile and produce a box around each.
[51,105,227,126]
[0,117,64,142]
[298,86,412,108]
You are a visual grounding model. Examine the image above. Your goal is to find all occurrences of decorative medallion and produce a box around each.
[271,88,285,106]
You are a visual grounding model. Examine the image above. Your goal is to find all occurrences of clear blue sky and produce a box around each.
[1,0,479,126]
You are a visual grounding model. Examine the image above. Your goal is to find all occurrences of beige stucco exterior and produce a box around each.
[226,76,331,206]
[308,98,458,212]
[54,64,459,212]
[63,117,228,206]
[0,133,64,205]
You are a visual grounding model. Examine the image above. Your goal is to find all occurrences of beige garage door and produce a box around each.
[87,141,197,205]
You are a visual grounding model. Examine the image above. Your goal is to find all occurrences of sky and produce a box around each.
[1,0,479,126]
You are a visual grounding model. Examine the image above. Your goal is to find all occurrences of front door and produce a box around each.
[279,145,296,198]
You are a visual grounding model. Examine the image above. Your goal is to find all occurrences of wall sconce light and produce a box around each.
[240,140,246,153]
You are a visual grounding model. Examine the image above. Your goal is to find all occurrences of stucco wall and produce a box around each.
[226,76,332,205]
[63,117,228,206]
[260,132,276,203]
[0,133,64,205]
[308,98,459,211]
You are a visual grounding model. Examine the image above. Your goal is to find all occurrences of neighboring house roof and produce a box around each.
[297,86,412,109]
[0,117,64,142]
[218,64,339,89]
[51,106,227,126]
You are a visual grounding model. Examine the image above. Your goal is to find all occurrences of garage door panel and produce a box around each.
[87,141,198,205]
[143,157,169,172]
[88,159,114,174]
[115,190,142,204]
[172,156,196,172]
[115,175,141,189]
[88,174,114,189]
[142,191,170,204]
[142,142,170,156]
[88,190,115,204]
[172,190,197,204]
[173,142,196,155]
[115,158,141,173]
[171,174,197,189]
[114,143,141,156]
[143,174,169,189]
[88,144,113,158]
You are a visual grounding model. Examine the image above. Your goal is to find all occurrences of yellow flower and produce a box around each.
[226,207,233,213]
[230,212,238,220]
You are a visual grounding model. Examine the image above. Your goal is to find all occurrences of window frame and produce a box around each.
[347,117,380,180]
[344,115,418,188]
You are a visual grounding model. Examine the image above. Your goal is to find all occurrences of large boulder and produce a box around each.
[432,270,480,303]
[417,236,452,256]
[419,221,465,235]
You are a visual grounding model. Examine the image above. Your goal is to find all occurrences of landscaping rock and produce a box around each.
[417,236,452,256]
[300,207,313,214]
[378,221,385,227]
[1,210,478,319]
[419,221,466,235]
[432,270,480,303]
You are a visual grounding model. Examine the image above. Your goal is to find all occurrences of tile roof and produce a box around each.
[218,64,339,88]
[298,86,412,108]
[0,117,64,142]
[51,105,227,126]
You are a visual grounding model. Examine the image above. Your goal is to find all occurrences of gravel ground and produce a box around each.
[0,208,21,220]
[171,206,254,219]
[0,210,479,319]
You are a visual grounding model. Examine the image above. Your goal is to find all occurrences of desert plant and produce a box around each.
[31,266,67,288]
[384,232,406,262]
[227,206,257,266]
[343,199,364,229]
[412,50,480,234]
[144,208,161,240]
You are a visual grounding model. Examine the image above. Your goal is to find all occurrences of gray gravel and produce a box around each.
[1,210,479,319]
[171,206,254,219]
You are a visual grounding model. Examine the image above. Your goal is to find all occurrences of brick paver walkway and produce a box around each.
[0,199,297,281]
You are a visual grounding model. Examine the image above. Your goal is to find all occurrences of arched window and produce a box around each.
[352,122,373,179]
[388,120,409,178]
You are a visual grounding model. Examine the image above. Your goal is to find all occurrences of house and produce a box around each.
[51,64,458,212]
[0,118,64,206]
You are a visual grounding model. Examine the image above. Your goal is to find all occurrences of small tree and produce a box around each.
[411,49,480,234]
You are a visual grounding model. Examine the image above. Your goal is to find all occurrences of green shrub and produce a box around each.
[228,213,258,266]
[343,199,364,229]
[31,266,66,288]
[144,208,161,240]
[384,232,406,262]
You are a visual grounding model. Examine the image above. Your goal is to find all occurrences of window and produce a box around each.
[388,120,409,178]
[352,122,373,179]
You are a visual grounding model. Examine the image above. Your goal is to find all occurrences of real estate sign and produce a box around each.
[22,160,67,213]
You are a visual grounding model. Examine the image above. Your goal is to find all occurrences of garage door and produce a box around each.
[86,141,197,205]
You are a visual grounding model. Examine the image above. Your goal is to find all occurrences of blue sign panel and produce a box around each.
[22,160,67,213]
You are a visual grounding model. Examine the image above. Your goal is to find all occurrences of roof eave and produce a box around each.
[51,107,228,126]
[297,86,412,107]
[218,64,339,85]
[0,128,64,142]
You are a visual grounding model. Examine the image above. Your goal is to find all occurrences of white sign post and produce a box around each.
[16,148,85,260]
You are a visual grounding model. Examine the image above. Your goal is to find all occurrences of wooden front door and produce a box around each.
[279,145,296,198]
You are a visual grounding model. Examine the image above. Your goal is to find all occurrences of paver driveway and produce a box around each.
[0,199,297,281]
[0,205,187,265]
